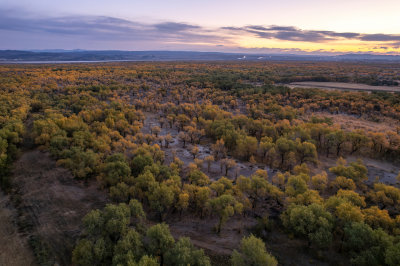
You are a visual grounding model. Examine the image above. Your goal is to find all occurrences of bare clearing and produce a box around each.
[304,112,399,132]
[0,191,36,266]
[11,150,108,265]
[288,81,400,92]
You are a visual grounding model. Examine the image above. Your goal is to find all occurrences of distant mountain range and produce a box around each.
[1,50,400,62]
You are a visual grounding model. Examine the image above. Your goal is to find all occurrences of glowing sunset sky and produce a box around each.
[1,0,400,54]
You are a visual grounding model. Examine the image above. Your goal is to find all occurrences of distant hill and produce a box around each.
[1,50,400,62]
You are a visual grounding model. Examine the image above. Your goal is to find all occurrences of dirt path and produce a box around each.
[11,150,109,265]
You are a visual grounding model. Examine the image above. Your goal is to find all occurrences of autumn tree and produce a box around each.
[178,132,189,148]
[236,135,258,161]
[296,141,318,164]
[311,172,328,191]
[150,126,161,137]
[329,158,368,184]
[208,194,243,233]
[204,155,214,172]
[348,130,369,155]
[220,158,237,176]
[191,145,199,159]
[212,139,227,160]
[164,133,173,148]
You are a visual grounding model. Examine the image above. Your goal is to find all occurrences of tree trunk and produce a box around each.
[217,217,222,234]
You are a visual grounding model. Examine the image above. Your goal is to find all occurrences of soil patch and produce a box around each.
[0,191,36,266]
[11,150,108,265]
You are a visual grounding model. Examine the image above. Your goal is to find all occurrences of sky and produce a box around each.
[1,0,400,54]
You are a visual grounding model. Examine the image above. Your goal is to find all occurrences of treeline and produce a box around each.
[240,87,400,121]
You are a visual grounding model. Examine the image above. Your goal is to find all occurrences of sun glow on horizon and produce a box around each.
[235,36,400,54]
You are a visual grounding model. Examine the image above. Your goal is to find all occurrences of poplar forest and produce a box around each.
[2,61,400,266]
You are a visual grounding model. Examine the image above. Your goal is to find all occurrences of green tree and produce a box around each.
[58,147,99,180]
[326,130,346,157]
[146,223,175,265]
[129,199,146,221]
[344,222,394,265]
[348,130,369,155]
[136,255,159,266]
[110,182,131,202]
[73,203,132,265]
[100,153,131,187]
[134,170,158,201]
[231,235,277,266]
[164,237,211,266]
[329,158,368,183]
[208,194,243,233]
[148,182,175,221]
[210,177,234,196]
[385,242,400,266]
[72,239,96,266]
[131,155,153,177]
[236,135,258,161]
[281,203,334,248]
[188,169,210,186]
[296,141,318,164]
[275,137,296,168]
[285,175,308,197]
[112,229,143,265]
